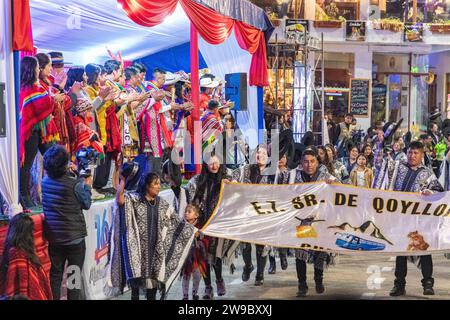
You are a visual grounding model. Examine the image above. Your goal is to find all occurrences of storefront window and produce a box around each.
[316,52,354,123]
[372,53,430,135]
[374,0,450,23]
[315,0,360,21]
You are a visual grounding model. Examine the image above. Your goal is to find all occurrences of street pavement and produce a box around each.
[114,251,450,300]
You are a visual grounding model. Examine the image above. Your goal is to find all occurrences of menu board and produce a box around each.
[349,78,370,117]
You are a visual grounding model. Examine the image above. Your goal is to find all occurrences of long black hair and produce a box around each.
[137,172,160,201]
[193,155,228,207]
[0,213,41,285]
[249,144,269,183]
[65,66,85,91]
[35,53,51,83]
[318,145,335,175]
[85,63,101,87]
[20,56,39,88]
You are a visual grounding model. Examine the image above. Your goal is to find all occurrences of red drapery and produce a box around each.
[12,0,34,51]
[118,0,268,87]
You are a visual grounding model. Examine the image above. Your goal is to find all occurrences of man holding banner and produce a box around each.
[286,147,337,297]
[374,141,444,296]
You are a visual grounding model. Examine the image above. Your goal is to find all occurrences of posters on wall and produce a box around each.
[404,23,424,42]
[346,21,366,41]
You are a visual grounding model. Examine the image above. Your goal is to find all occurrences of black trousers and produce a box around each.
[146,154,162,177]
[394,255,433,286]
[295,258,324,284]
[93,151,112,189]
[242,243,267,280]
[48,240,86,300]
[129,279,157,300]
[203,258,223,286]
[20,130,53,203]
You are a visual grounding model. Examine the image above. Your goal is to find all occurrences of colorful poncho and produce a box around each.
[201,111,223,151]
[0,248,52,300]
[19,84,60,166]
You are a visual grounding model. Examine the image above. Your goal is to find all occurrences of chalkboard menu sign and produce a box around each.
[349,78,370,117]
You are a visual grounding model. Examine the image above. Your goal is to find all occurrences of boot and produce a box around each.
[203,285,214,300]
[422,278,434,296]
[216,278,226,296]
[242,264,254,282]
[389,279,406,297]
[268,256,276,274]
[20,193,36,210]
[254,275,264,286]
[280,255,288,270]
[314,267,324,294]
[297,282,308,297]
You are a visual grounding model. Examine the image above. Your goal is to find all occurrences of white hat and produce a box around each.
[200,77,219,88]
[164,71,182,85]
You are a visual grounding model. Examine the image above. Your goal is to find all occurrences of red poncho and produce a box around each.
[0,247,52,300]
[19,84,60,166]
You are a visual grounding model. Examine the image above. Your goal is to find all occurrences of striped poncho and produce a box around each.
[201,111,223,151]
[19,84,60,166]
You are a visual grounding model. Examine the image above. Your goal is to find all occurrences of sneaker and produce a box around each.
[242,265,254,282]
[92,189,106,200]
[182,294,188,300]
[216,279,226,296]
[192,294,199,300]
[203,285,214,300]
[297,282,308,297]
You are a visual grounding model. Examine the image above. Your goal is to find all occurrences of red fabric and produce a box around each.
[123,60,133,68]
[20,46,37,59]
[0,214,52,300]
[105,105,122,159]
[0,247,52,300]
[12,0,34,51]
[0,214,51,274]
[118,0,178,27]
[119,0,269,87]
[180,0,234,44]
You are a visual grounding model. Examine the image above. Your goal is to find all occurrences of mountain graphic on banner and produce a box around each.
[328,221,394,245]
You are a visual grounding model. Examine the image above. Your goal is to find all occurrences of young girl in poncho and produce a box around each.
[181,204,207,300]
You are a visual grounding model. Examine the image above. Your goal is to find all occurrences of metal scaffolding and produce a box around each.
[268,29,325,145]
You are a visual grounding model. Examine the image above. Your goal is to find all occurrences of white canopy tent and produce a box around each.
[0,0,267,215]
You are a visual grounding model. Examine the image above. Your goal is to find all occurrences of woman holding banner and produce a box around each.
[231,144,283,286]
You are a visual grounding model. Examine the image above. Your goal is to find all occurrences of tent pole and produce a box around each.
[190,22,201,174]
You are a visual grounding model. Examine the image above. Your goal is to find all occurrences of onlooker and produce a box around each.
[41,145,93,300]
[0,213,52,300]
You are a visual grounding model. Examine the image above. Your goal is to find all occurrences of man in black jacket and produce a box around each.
[42,145,93,300]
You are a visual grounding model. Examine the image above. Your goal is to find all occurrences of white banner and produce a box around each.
[83,200,115,300]
[82,189,175,300]
[202,182,450,256]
